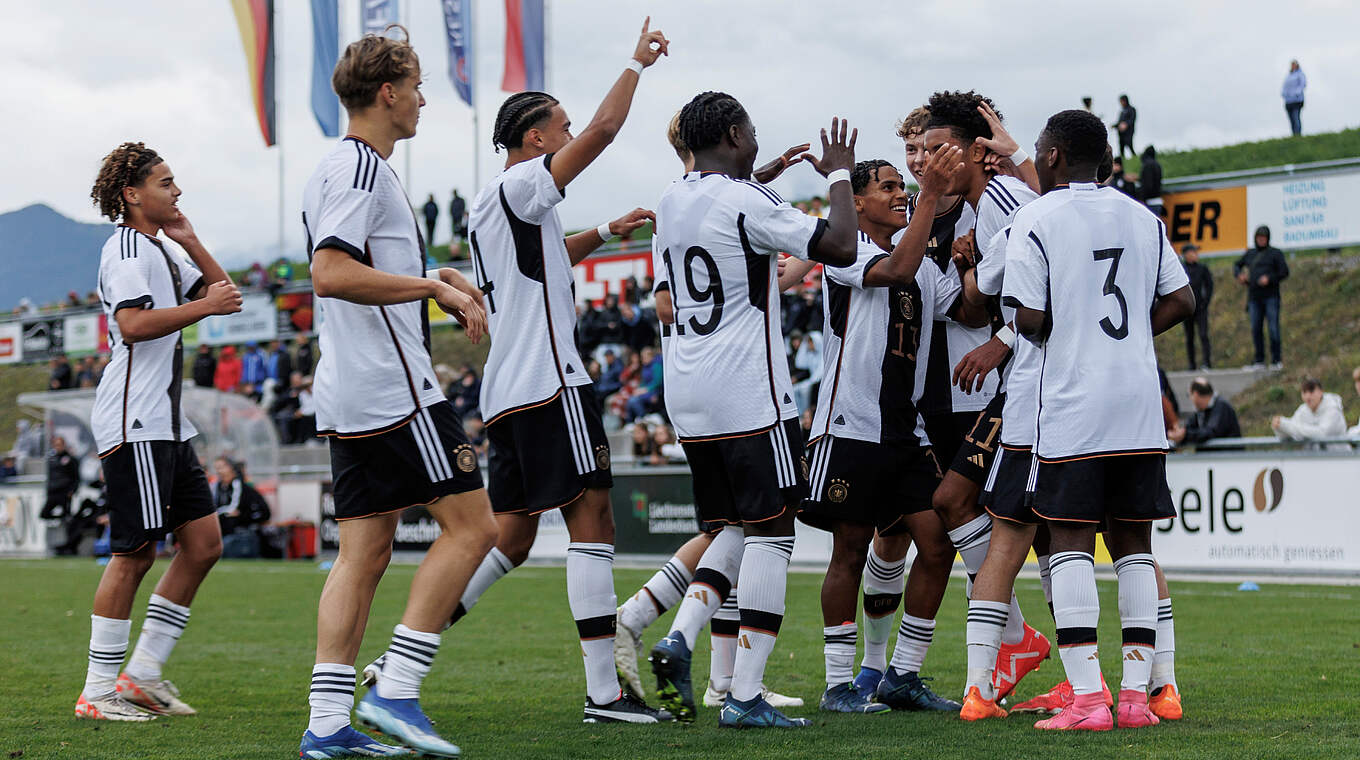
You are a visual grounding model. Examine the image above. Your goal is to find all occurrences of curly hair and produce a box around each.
[851,159,895,195]
[666,110,689,161]
[677,91,749,154]
[332,24,420,111]
[895,106,931,140]
[492,91,559,151]
[91,142,163,221]
[1042,109,1108,167]
[924,91,1000,143]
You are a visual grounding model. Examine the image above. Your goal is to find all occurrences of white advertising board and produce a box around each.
[198,293,277,346]
[1247,172,1360,250]
[0,486,49,557]
[0,323,21,364]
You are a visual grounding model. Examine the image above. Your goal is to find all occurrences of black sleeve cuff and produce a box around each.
[315,236,368,264]
[654,282,670,293]
[861,253,890,280]
[804,218,831,262]
[543,152,566,198]
[114,295,153,312]
[185,276,206,300]
[1001,295,1032,311]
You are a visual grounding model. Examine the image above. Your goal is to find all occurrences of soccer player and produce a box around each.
[76,143,243,722]
[1003,109,1193,730]
[648,92,858,729]
[454,18,672,724]
[787,147,994,714]
[918,91,1051,699]
[297,28,497,757]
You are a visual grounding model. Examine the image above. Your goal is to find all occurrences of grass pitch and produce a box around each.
[3,559,1357,759]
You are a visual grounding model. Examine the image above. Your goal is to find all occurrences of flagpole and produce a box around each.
[402,0,413,198]
[276,0,285,261]
[471,0,480,192]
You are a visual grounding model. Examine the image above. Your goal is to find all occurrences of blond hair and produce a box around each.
[895,106,931,140]
[332,25,420,111]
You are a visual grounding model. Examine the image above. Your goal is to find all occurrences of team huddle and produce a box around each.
[73,18,1193,757]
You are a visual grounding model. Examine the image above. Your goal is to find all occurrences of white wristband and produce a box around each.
[827,168,851,188]
[625,59,644,75]
[597,222,616,242]
[994,324,1016,348]
[1009,147,1030,165]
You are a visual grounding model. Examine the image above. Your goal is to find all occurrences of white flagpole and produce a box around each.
[276,0,285,261]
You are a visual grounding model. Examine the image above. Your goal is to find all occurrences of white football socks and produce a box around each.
[125,594,190,683]
[84,615,131,700]
[307,664,355,737]
[860,545,905,673]
[619,556,692,635]
[823,622,856,686]
[729,535,793,702]
[888,613,936,676]
[376,624,440,700]
[451,547,513,626]
[947,513,1026,644]
[1114,553,1158,693]
[1050,551,1102,696]
[669,526,743,647]
[964,600,1007,700]
[1151,596,1177,691]
[566,542,621,705]
[709,592,739,693]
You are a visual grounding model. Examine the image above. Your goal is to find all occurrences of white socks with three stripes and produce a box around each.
[566,542,621,705]
[729,535,793,702]
[125,594,190,683]
[619,556,693,636]
[84,615,132,699]
[377,624,441,700]
[308,664,356,737]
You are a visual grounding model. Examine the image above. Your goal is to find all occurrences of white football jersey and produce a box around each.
[909,194,997,416]
[810,232,960,445]
[655,172,825,440]
[1003,182,1189,460]
[468,154,591,423]
[301,137,445,436]
[92,227,204,453]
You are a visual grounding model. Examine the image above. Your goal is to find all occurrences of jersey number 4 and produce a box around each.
[470,232,497,314]
[1092,247,1128,341]
[664,246,725,336]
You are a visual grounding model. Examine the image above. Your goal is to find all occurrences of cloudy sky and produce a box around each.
[5,0,1357,267]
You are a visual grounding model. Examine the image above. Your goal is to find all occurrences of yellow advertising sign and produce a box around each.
[1158,185,1248,254]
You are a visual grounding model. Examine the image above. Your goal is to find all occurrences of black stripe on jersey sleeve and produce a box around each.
[114,295,153,312]
[860,252,890,281]
[992,178,1020,207]
[739,179,784,205]
[804,218,831,263]
[314,235,366,263]
[542,152,566,198]
[653,281,670,293]
[982,185,1015,215]
[184,276,205,300]
[350,140,365,189]
[1027,230,1049,264]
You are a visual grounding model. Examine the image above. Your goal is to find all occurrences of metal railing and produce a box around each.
[1163,157,1360,192]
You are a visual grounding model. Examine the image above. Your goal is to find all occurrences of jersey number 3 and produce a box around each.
[1092,247,1128,341]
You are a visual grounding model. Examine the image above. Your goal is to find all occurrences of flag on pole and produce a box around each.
[230,0,277,146]
[309,0,340,137]
[501,0,544,92]
[361,0,400,37]
[442,0,474,106]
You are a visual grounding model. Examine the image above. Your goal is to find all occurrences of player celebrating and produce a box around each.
[788,149,991,714]
[455,18,672,724]
[76,143,243,722]
[1003,109,1193,730]
[649,92,858,729]
[297,28,497,757]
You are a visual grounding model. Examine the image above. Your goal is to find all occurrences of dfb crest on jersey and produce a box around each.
[828,478,850,503]
[898,293,915,320]
[595,445,611,471]
[455,445,478,473]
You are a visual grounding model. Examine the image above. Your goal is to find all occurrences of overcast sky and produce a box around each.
[5,0,1357,267]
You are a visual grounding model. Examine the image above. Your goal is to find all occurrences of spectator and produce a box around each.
[244,262,269,290]
[273,258,294,283]
[1181,244,1213,370]
[84,291,102,307]
[49,356,73,390]
[270,371,303,443]
[619,300,656,354]
[1234,225,1290,370]
[808,196,827,218]
[14,420,43,464]
[1282,59,1307,136]
[0,455,17,482]
[296,375,318,443]
[787,333,809,383]
[74,356,98,388]
[294,334,314,375]
[1169,378,1241,446]
[448,365,480,418]
[449,189,467,243]
[1348,367,1360,438]
[212,457,270,535]
[1273,376,1346,443]
[596,349,624,398]
[1081,95,1095,115]
[639,276,657,309]
[66,290,83,309]
[241,341,267,388]
[629,421,653,462]
[624,347,663,422]
[40,436,81,553]
[1105,157,1137,198]
[214,345,243,392]
[596,294,626,353]
[265,340,293,385]
[1111,93,1137,159]
[422,193,439,247]
[193,344,217,388]
[799,408,814,436]
[648,424,685,465]
[1139,145,1162,213]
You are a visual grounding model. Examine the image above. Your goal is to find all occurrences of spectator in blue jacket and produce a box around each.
[240,342,267,392]
[1282,60,1307,136]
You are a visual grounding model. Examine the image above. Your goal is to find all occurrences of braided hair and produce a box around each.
[492,91,559,151]
[676,91,749,154]
[851,159,895,195]
[1042,109,1109,167]
[924,91,1000,143]
[91,142,163,222]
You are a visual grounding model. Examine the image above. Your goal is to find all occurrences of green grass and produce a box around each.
[1138,127,1360,181]
[1153,249,1360,434]
[4,559,1357,759]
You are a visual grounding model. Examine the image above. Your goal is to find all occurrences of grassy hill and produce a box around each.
[1154,248,1360,434]
[1126,127,1360,179]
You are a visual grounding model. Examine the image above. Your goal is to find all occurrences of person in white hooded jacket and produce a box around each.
[1272,376,1346,442]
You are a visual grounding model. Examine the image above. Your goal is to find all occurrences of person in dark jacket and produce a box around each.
[449,189,467,242]
[294,334,314,375]
[1169,378,1241,446]
[1139,145,1163,211]
[192,344,217,388]
[265,340,292,385]
[212,457,270,534]
[1233,225,1290,368]
[1181,244,1214,369]
[422,194,439,248]
[1112,94,1137,159]
[41,436,80,521]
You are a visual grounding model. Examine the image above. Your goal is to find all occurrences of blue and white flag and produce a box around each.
[309,0,339,136]
[442,0,474,106]
[360,0,400,37]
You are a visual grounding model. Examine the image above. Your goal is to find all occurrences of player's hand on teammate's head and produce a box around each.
[984,152,1018,178]
[973,101,1019,159]
[436,281,487,344]
[610,208,655,237]
[800,118,857,177]
[203,280,244,316]
[633,17,669,67]
[918,144,964,198]
[752,143,812,184]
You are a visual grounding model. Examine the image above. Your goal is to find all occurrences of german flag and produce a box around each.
[231,0,276,146]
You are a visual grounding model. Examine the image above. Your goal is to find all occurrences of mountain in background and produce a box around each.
[0,204,109,310]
